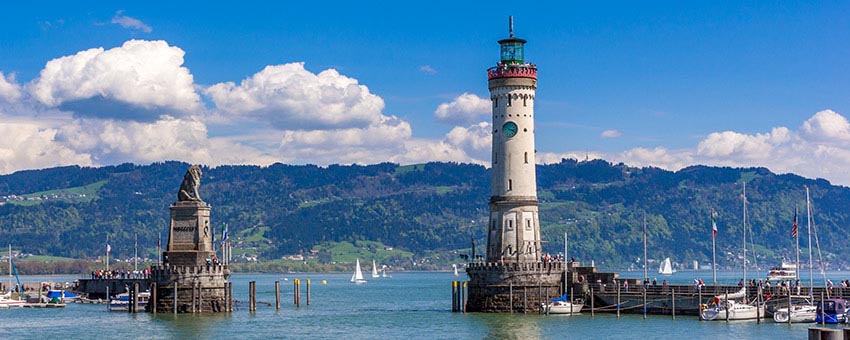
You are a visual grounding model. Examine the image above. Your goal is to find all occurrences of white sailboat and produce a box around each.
[350,259,367,284]
[453,264,459,277]
[371,260,379,278]
[701,183,764,321]
[658,258,675,275]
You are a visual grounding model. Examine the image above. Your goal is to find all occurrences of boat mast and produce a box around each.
[806,186,813,297]
[134,233,138,272]
[8,244,11,277]
[794,205,800,281]
[643,213,647,284]
[742,182,747,295]
[711,208,717,287]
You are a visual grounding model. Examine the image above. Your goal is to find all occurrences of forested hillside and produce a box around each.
[1,159,848,270]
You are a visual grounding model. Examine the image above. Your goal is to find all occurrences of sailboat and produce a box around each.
[371,260,380,278]
[774,188,818,323]
[658,258,675,275]
[701,183,764,321]
[350,259,367,284]
[453,264,459,277]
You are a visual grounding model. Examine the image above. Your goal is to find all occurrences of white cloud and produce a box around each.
[28,40,200,120]
[0,120,92,173]
[434,93,490,125]
[111,10,152,33]
[800,109,850,143]
[206,63,385,130]
[601,129,622,138]
[277,115,412,164]
[0,71,22,103]
[419,65,437,75]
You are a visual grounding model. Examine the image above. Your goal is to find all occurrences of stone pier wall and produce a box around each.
[150,263,230,313]
[466,262,565,313]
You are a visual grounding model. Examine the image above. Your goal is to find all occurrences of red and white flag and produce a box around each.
[791,207,798,238]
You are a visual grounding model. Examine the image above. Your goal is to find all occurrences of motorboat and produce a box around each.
[767,262,797,280]
[108,291,151,311]
[815,298,847,324]
[700,299,765,321]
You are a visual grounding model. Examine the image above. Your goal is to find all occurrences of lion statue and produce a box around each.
[177,164,203,202]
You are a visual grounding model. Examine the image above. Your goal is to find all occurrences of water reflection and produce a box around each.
[475,313,543,340]
[152,312,232,339]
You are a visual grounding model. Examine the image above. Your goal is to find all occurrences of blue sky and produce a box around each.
[1,2,849,184]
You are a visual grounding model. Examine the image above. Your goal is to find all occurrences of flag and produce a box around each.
[711,210,717,239]
[106,243,111,254]
[221,223,228,246]
[791,207,798,238]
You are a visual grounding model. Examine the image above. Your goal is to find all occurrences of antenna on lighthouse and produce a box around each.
[509,16,514,37]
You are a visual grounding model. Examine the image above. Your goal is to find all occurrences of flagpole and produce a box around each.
[158,232,162,266]
[106,234,110,272]
[711,208,717,287]
[794,206,800,281]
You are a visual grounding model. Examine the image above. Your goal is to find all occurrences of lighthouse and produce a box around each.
[486,17,540,264]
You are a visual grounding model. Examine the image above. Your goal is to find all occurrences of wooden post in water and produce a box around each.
[569,284,574,317]
[590,285,595,317]
[249,281,256,312]
[295,279,300,308]
[106,286,110,312]
[306,279,311,306]
[787,290,792,325]
[127,284,133,313]
[133,282,140,313]
[698,288,702,321]
[821,290,825,326]
[151,282,157,314]
[671,288,676,320]
[460,281,465,313]
[616,282,621,319]
[451,281,457,312]
[174,284,178,315]
[643,287,647,319]
[228,282,234,312]
[509,283,514,314]
[275,281,280,310]
[756,285,761,324]
[725,290,729,322]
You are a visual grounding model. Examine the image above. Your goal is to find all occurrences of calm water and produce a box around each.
[0,271,846,339]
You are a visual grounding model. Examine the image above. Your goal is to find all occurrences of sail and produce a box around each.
[372,260,379,278]
[351,259,365,282]
[659,258,673,275]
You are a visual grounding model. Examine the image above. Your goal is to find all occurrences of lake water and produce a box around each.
[1,271,847,339]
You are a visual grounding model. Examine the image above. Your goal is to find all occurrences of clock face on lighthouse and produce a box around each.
[502,121,518,138]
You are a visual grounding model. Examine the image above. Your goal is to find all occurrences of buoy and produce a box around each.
[322,280,327,285]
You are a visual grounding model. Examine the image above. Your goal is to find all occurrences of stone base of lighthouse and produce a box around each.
[149,263,231,313]
[466,262,565,313]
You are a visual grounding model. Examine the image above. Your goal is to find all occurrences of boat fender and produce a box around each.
[578,275,585,283]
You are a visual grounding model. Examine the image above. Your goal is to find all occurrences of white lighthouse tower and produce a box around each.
[486,17,541,264]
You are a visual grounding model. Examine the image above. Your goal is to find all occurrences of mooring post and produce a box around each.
[672,288,676,320]
[509,283,514,314]
[590,285,595,317]
[821,290,825,326]
[249,281,256,312]
[228,282,234,312]
[787,289,792,325]
[127,284,133,313]
[462,281,467,313]
[275,281,281,310]
[643,287,647,319]
[174,284,178,315]
[133,282,140,314]
[306,279,311,306]
[569,284,574,316]
[452,281,458,312]
[151,282,157,314]
[725,290,729,322]
[756,285,761,324]
[616,282,621,319]
[698,288,702,321]
[106,286,110,312]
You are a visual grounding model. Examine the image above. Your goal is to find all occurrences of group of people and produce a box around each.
[91,269,150,280]
[541,253,563,264]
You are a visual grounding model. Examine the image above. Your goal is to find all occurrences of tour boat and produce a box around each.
[372,260,380,278]
[541,293,583,314]
[767,262,797,280]
[350,259,367,284]
[108,291,151,311]
[658,258,674,275]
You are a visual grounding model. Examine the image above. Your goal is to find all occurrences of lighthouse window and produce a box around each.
[523,97,527,106]
[494,152,497,164]
[507,96,512,107]
[524,152,528,164]
[526,219,532,230]
[509,179,512,191]
[494,98,498,107]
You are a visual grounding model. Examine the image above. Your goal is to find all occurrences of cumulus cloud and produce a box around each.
[111,10,152,33]
[0,71,22,103]
[434,93,490,125]
[0,120,92,173]
[800,109,850,143]
[419,65,437,75]
[28,40,200,121]
[601,129,622,138]
[206,63,385,130]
